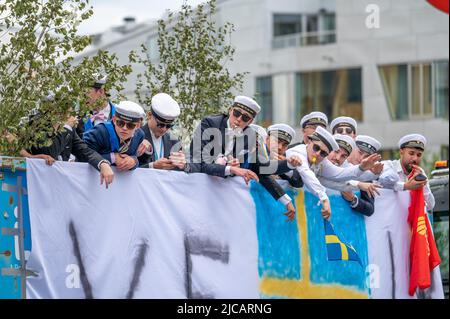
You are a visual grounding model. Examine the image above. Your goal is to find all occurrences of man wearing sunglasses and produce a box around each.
[322,134,381,217]
[286,126,382,219]
[190,96,303,221]
[83,101,145,171]
[76,74,117,136]
[330,116,357,139]
[137,93,187,171]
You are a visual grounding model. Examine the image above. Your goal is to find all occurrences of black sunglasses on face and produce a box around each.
[156,120,174,129]
[312,143,329,158]
[232,109,252,122]
[115,119,137,130]
[336,127,354,135]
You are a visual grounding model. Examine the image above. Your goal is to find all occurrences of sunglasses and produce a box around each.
[312,143,329,158]
[156,120,174,129]
[115,119,137,130]
[232,109,252,123]
[336,127,354,135]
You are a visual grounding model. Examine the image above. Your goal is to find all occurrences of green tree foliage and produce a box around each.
[0,0,131,155]
[130,0,247,143]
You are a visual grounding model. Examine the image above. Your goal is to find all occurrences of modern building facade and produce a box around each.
[75,0,449,159]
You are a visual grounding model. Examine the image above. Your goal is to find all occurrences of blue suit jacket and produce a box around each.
[83,122,144,170]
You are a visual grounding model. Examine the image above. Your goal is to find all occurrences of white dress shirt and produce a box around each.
[147,129,164,169]
[378,159,435,210]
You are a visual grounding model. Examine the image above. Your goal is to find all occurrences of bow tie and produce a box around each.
[91,111,106,123]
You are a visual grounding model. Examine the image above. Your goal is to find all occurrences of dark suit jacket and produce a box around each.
[83,122,144,170]
[279,170,304,188]
[351,190,375,216]
[29,127,104,170]
[138,124,183,168]
[189,114,292,201]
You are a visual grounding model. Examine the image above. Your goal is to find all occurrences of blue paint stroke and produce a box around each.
[250,181,301,280]
[304,190,369,292]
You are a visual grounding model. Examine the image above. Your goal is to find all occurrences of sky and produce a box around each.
[78,0,207,35]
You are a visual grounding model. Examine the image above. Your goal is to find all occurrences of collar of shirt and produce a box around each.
[393,159,408,181]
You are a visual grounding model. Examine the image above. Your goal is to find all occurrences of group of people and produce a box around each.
[16,75,434,221]
[8,73,443,298]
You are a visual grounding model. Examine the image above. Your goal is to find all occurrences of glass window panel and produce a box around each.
[147,35,159,61]
[273,14,302,37]
[423,63,433,115]
[434,61,449,120]
[412,64,421,115]
[255,76,273,125]
[379,64,409,120]
[295,68,363,123]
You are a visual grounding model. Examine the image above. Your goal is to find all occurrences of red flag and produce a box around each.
[427,0,449,14]
[407,186,441,296]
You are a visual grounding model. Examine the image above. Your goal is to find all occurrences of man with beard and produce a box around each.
[366,134,443,299]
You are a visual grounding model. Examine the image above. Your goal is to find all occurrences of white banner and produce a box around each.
[25,159,259,299]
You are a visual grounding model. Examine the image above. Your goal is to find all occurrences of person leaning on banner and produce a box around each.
[189,96,303,221]
[137,93,187,171]
[19,106,114,188]
[83,101,145,171]
[289,111,328,149]
[325,134,380,216]
[285,126,382,219]
[266,124,303,188]
[76,74,116,136]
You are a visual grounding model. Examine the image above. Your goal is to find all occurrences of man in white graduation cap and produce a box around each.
[326,134,380,216]
[137,93,187,171]
[190,96,302,221]
[83,100,145,171]
[366,133,444,299]
[266,124,303,188]
[293,111,329,146]
[330,116,357,139]
[286,126,382,219]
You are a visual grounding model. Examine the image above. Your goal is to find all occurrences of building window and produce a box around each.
[272,10,336,49]
[273,14,302,37]
[255,76,273,126]
[441,145,449,161]
[295,68,363,125]
[379,61,449,120]
[435,61,449,120]
[146,35,159,61]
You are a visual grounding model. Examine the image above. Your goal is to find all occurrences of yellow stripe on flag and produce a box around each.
[340,243,349,260]
[325,235,340,244]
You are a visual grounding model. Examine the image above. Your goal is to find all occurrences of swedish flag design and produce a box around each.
[324,219,362,266]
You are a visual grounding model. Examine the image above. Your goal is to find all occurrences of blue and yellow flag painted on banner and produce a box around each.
[324,219,362,266]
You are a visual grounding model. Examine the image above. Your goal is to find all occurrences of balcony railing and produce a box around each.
[272,30,336,49]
